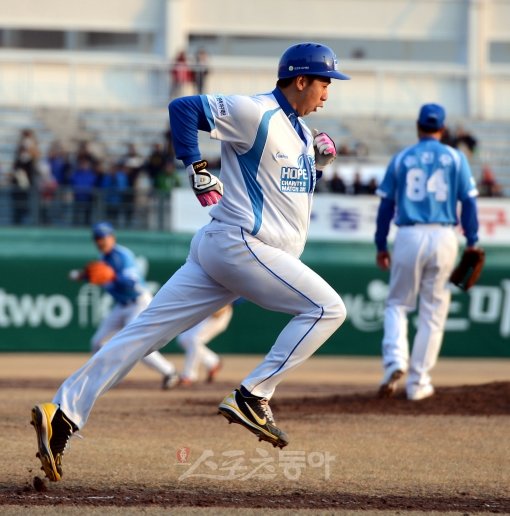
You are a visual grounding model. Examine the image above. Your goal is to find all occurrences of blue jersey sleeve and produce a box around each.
[168,96,211,166]
[105,263,136,292]
[103,246,146,304]
[375,197,396,251]
[460,196,479,246]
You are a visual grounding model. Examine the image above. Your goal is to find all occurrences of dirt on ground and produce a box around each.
[274,380,510,416]
[0,355,508,514]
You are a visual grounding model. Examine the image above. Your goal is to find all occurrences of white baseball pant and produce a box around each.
[90,291,176,377]
[54,219,346,429]
[177,304,233,381]
[382,225,458,388]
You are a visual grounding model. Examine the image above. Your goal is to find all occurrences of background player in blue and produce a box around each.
[70,222,179,389]
[375,103,480,401]
[31,42,349,481]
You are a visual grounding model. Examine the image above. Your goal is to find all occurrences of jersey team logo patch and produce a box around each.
[214,95,229,117]
[280,154,314,193]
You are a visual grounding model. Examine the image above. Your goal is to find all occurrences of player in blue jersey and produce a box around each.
[71,222,179,389]
[375,103,480,401]
[31,42,349,481]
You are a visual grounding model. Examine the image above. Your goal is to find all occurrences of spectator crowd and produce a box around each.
[0,121,504,229]
[169,48,210,99]
[3,128,181,228]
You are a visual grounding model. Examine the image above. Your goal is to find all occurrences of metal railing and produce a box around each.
[0,185,174,231]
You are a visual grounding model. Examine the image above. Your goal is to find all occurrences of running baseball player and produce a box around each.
[74,222,179,389]
[176,303,233,385]
[31,42,349,482]
[375,103,479,401]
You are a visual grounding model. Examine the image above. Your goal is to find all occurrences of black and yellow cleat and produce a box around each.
[218,387,289,449]
[30,403,78,482]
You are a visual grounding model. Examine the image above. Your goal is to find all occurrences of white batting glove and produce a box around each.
[312,129,337,170]
[187,159,224,207]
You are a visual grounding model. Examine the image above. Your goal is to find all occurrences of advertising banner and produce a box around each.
[0,230,508,357]
[173,190,510,244]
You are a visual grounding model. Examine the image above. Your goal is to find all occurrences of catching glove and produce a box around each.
[187,159,223,207]
[312,129,337,170]
[450,247,485,291]
[84,261,116,285]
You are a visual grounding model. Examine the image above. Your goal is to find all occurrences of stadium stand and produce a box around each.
[0,0,508,198]
[1,106,509,196]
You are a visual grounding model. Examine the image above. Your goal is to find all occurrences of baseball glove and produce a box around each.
[450,247,485,291]
[84,261,116,285]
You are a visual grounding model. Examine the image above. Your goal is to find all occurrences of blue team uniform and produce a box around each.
[375,137,479,250]
[101,244,147,305]
[374,110,481,401]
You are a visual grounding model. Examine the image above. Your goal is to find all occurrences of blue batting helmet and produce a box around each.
[278,42,350,80]
[92,221,114,239]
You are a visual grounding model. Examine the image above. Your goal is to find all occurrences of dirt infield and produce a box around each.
[0,353,509,515]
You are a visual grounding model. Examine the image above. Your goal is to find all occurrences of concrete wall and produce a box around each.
[0,0,508,118]
[0,0,165,31]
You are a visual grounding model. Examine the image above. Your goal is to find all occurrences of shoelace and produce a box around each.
[258,399,275,424]
[52,414,82,456]
[53,431,72,455]
[67,432,83,451]
[54,433,83,470]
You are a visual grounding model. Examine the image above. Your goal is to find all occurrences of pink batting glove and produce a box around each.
[187,159,224,207]
[312,129,337,169]
[197,190,222,207]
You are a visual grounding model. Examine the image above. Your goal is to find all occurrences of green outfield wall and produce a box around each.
[0,228,509,357]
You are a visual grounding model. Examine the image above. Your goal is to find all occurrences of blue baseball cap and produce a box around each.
[92,221,114,239]
[417,103,446,131]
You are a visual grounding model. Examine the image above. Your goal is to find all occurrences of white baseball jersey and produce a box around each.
[53,87,347,430]
[204,93,317,258]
